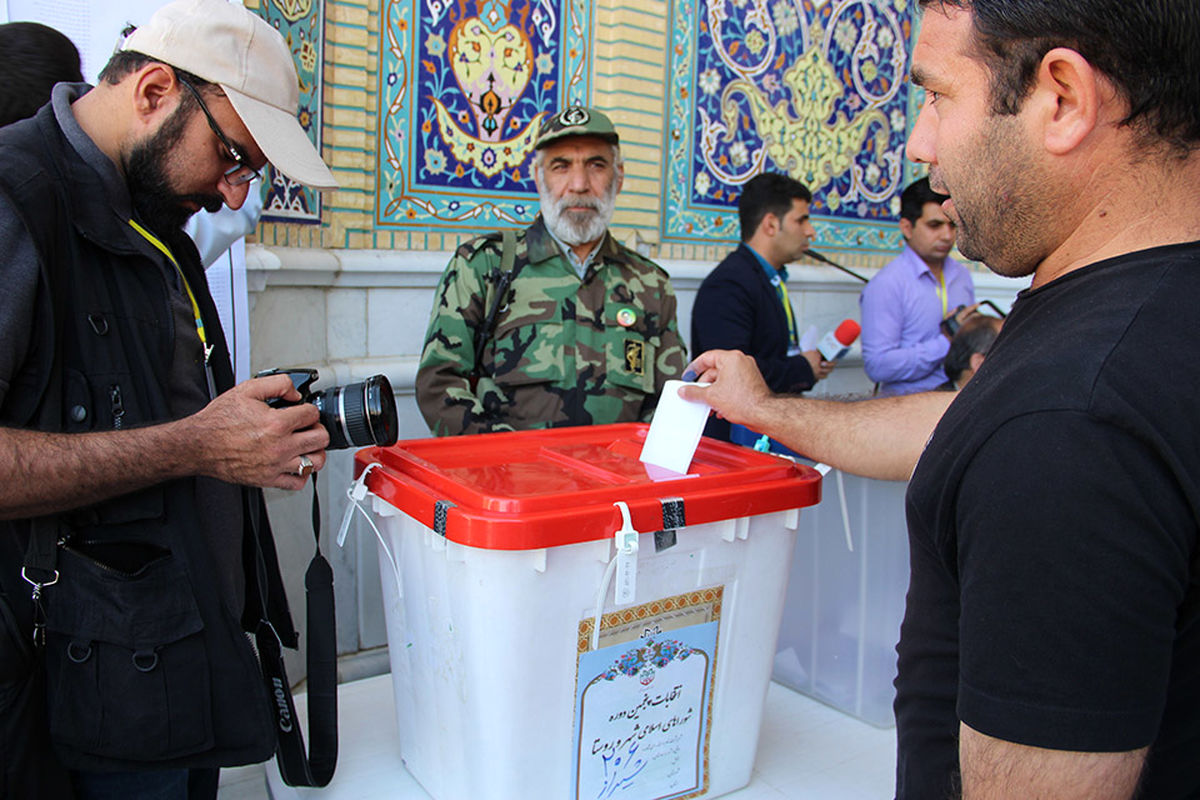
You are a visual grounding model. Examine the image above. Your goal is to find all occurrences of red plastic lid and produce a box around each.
[354,423,821,550]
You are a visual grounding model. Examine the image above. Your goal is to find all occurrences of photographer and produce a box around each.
[0,0,338,797]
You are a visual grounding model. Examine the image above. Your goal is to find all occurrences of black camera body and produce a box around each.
[258,368,399,450]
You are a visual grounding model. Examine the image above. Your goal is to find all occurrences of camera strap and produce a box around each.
[251,474,338,787]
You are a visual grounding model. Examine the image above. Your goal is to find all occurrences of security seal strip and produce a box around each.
[591,501,640,652]
[336,463,405,598]
[812,461,856,553]
[589,498,690,651]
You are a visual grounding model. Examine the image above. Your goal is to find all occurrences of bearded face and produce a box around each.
[533,136,622,247]
[123,100,224,236]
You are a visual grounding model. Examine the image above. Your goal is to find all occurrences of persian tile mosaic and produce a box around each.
[663,0,923,254]
[257,0,326,224]
[376,0,591,228]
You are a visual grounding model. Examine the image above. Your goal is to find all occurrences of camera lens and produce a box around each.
[310,374,399,450]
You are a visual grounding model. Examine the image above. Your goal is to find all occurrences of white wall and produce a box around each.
[245,244,1027,670]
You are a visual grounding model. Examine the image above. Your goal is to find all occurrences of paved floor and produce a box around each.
[218,674,897,800]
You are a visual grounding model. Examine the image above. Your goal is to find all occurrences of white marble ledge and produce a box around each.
[245,246,452,291]
[244,245,1028,306]
[313,356,421,392]
[243,246,878,292]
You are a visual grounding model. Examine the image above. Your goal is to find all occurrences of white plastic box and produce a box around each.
[772,472,910,727]
[356,424,821,800]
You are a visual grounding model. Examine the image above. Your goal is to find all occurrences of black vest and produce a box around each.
[0,99,297,771]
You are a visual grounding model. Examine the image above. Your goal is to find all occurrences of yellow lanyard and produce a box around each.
[776,279,798,346]
[934,271,948,317]
[128,219,208,348]
[127,219,217,398]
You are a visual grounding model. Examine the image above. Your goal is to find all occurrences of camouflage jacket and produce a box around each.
[416,216,686,435]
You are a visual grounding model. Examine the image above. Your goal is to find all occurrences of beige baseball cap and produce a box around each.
[122,0,338,189]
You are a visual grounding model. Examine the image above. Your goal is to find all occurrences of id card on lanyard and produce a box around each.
[773,275,801,355]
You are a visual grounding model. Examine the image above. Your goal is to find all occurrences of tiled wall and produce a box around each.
[247,0,933,269]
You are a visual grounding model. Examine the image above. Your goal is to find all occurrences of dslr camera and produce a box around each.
[258,368,399,450]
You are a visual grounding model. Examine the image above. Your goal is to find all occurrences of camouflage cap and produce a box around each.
[534,106,620,150]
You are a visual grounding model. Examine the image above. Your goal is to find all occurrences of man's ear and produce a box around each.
[899,216,915,242]
[759,212,780,238]
[129,63,182,127]
[1032,47,1104,156]
[614,158,625,195]
[969,352,987,373]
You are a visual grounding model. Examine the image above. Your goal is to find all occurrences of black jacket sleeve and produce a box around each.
[692,244,817,395]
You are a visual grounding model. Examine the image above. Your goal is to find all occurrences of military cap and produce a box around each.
[533,106,620,150]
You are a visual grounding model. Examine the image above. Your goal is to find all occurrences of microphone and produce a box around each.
[817,319,861,361]
[804,249,870,284]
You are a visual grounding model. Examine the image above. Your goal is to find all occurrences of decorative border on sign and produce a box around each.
[662,0,918,255]
[576,587,723,800]
[375,0,591,230]
[577,587,724,654]
[257,0,325,224]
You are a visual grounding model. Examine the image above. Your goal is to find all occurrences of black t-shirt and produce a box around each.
[899,242,1200,799]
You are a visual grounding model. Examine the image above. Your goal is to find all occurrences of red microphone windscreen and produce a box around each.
[835,319,861,345]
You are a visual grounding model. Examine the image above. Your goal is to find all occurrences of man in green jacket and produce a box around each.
[416,106,686,435]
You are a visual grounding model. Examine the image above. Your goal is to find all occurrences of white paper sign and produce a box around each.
[204,238,251,384]
[5,0,245,83]
[573,622,717,800]
[6,0,157,82]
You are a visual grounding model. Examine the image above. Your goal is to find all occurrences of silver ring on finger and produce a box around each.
[297,454,314,478]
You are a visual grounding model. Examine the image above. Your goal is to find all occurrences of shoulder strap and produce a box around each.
[251,475,338,787]
[470,228,524,379]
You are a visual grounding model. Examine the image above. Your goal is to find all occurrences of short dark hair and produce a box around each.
[944,316,1000,384]
[96,50,218,118]
[920,0,1200,153]
[899,177,949,224]
[738,173,812,241]
[98,50,216,95]
[0,22,83,127]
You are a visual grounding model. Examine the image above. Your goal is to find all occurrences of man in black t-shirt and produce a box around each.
[679,1,1200,798]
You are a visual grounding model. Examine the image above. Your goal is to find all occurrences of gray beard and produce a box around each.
[539,186,616,246]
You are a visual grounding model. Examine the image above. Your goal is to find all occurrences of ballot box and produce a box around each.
[355,424,821,800]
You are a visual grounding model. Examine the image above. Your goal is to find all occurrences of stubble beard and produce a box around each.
[934,114,1045,279]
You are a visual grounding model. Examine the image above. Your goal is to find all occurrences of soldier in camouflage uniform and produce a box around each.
[416,106,686,435]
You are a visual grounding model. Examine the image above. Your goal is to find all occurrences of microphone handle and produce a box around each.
[803,249,871,284]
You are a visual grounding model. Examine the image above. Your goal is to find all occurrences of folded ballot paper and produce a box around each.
[639,379,712,478]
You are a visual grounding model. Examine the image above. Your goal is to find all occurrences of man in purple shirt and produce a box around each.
[859,177,976,395]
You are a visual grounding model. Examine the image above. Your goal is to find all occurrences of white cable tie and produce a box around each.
[836,469,854,553]
[338,462,381,548]
[334,462,402,598]
[590,502,641,652]
[612,501,639,606]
